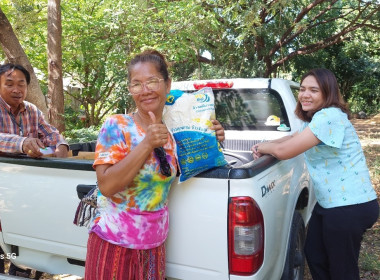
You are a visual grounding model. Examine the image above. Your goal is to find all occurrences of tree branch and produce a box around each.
[268,0,336,57]
[266,0,379,74]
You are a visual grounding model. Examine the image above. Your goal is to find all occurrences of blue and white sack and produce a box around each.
[163,87,227,182]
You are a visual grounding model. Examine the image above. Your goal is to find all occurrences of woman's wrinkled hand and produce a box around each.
[145,111,169,149]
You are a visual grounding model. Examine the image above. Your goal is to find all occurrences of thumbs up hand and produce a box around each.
[145,111,169,149]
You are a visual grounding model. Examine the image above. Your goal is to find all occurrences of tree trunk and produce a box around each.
[47,0,65,132]
[0,7,48,117]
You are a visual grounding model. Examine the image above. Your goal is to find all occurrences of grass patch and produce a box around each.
[360,252,380,272]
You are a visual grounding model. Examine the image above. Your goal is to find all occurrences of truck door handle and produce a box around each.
[76,184,97,199]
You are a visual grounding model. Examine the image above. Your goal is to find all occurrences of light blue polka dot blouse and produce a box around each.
[301,107,377,208]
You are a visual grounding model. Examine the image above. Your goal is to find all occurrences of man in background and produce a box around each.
[0,63,68,157]
[0,63,69,278]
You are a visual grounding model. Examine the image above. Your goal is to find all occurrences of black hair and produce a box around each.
[0,63,31,85]
[127,49,169,82]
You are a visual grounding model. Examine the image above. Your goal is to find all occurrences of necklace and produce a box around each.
[132,112,146,136]
[132,111,164,133]
[8,112,23,136]
[133,112,149,131]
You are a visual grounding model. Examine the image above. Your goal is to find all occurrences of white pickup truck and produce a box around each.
[0,78,315,280]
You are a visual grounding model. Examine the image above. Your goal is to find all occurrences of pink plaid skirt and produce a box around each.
[85,232,165,280]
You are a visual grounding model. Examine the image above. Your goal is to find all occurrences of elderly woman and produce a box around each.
[84,49,225,280]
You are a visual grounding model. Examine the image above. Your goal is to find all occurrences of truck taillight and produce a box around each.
[228,197,264,275]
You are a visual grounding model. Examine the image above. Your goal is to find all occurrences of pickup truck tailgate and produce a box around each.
[0,159,94,275]
[166,176,229,280]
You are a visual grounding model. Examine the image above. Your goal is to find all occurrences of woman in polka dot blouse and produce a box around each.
[252,68,378,280]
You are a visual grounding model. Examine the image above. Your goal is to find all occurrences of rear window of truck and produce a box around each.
[184,88,289,131]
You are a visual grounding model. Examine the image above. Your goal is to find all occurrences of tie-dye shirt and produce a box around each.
[90,114,177,249]
[302,107,377,208]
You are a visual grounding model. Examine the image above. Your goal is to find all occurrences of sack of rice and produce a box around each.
[163,87,227,182]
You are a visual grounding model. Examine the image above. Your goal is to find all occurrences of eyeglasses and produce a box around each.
[154,147,172,177]
[128,78,164,95]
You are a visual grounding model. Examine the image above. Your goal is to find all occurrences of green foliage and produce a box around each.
[291,30,380,115]
[61,1,131,126]
[0,0,48,73]
[1,0,379,129]
[62,126,100,144]
[60,0,222,125]
[349,79,380,115]
[64,106,86,131]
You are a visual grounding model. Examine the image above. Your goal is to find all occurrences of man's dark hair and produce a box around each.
[0,63,31,85]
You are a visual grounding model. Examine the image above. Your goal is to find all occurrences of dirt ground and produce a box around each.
[352,113,380,280]
[351,113,380,146]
